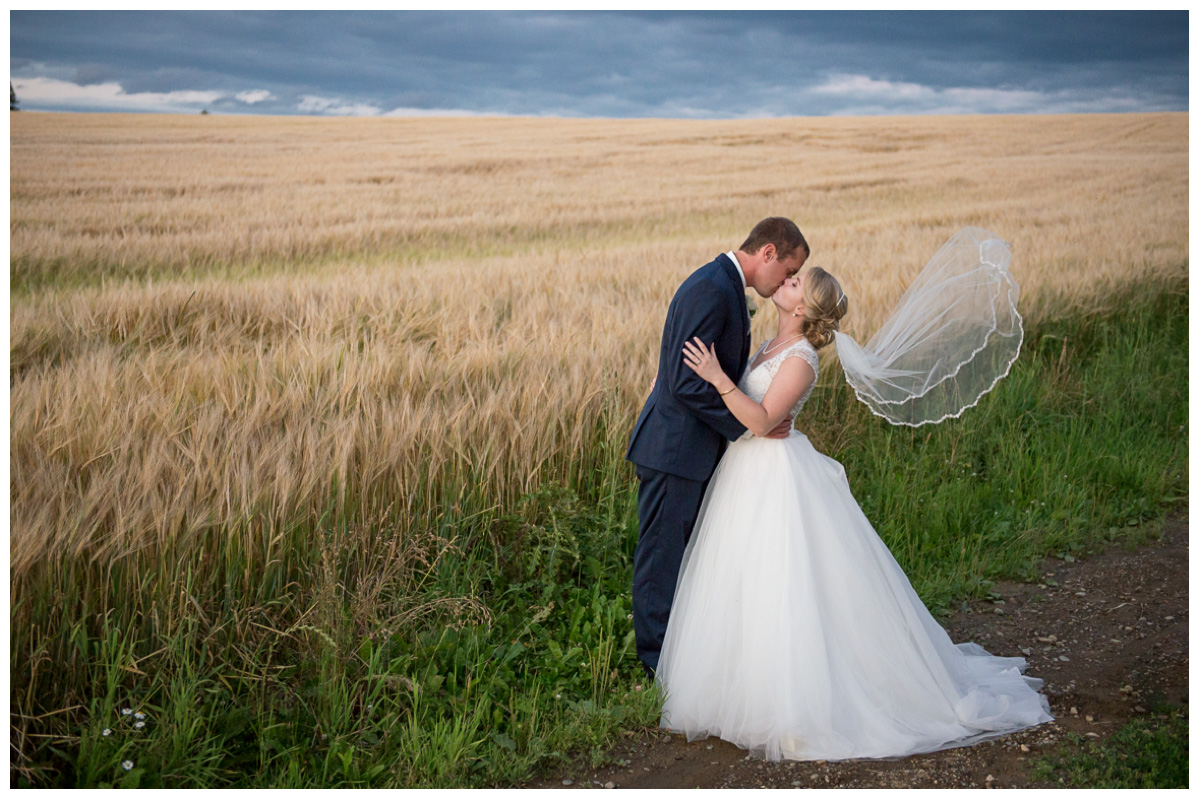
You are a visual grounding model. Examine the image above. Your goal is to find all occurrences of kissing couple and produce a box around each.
[626,217,1053,761]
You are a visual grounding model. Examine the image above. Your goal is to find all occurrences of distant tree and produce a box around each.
[11,83,18,111]
[200,109,209,115]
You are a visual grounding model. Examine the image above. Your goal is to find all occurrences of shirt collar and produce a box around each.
[726,251,746,291]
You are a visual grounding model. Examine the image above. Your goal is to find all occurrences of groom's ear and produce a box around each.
[759,243,776,263]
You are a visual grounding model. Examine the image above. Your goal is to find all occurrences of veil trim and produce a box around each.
[834,228,1024,427]
[837,321,1023,428]
[835,297,1022,407]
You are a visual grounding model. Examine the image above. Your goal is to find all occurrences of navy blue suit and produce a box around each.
[626,254,751,675]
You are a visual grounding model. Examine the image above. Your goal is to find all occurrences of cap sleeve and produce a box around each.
[781,339,819,382]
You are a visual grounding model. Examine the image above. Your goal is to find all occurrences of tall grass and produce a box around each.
[10,112,1188,786]
[10,259,651,575]
[11,276,1187,787]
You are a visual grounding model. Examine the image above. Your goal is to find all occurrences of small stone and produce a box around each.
[1110,639,1122,644]
[1074,591,1086,597]
[562,779,574,786]
[1070,707,1079,716]
[1165,616,1175,621]
[1037,636,1057,643]
[1020,744,1030,752]
[986,774,996,783]
[1134,705,1147,713]
[1059,656,1070,662]
[1020,647,1033,655]
[1085,732,1101,739]
[1119,685,1134,694]
[604,782,615,789]
[994,608,1005,615]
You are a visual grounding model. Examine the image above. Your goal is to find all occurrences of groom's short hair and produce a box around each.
[740,217,809,260]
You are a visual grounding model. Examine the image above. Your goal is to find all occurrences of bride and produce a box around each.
[658,233,1053,762]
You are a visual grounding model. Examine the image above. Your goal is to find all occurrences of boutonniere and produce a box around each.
[746,294,758,318]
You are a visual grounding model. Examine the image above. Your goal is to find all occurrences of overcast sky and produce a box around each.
[9,11,1189,118]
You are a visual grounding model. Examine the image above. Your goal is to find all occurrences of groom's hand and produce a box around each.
[764,417,793,439]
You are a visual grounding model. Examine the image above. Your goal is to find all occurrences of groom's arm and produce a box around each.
[663,283,748,442]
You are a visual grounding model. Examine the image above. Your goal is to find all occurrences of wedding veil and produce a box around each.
[833,227,1023,427]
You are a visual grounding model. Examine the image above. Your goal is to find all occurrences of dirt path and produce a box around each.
[527,513,1188,789]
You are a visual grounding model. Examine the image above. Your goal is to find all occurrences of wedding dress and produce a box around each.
[656,338,1053,762]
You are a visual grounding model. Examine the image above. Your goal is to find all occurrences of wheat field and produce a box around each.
[9,111,1188,580]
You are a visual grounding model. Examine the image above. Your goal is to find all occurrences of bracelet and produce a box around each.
[719,385,736,396]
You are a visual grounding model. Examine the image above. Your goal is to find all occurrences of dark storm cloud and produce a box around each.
[9,11,1188,117]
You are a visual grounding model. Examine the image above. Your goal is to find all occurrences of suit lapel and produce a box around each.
[716,254,752,378]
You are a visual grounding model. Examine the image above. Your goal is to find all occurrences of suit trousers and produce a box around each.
[632,464,709,677]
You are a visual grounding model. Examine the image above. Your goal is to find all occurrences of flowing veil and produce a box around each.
[834,227,1022,427]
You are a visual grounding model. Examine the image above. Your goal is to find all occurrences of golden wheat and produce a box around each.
[9,112,1187,576]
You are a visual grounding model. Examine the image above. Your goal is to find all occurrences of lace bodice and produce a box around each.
[739,337,820,420]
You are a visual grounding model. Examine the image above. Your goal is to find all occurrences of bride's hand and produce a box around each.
[682,337,730,387]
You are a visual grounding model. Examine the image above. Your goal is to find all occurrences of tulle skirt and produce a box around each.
[657,431,1053,762]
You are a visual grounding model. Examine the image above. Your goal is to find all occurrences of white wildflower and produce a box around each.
[134,711,146,721]
[135,721,145,729]
[121,708,132,716]
[122,760,134,771]
[102,728,112,737]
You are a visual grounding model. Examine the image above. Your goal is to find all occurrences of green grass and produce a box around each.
[10,274,1187,787]
[1033,710,1189,788]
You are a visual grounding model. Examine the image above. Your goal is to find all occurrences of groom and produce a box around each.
[626,217,809,678]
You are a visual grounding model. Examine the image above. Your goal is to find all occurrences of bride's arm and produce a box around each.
[682,338,813,437]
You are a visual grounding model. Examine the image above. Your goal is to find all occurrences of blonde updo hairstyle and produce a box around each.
[800,267,848,350]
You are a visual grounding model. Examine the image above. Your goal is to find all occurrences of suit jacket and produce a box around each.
[626,254,751,482]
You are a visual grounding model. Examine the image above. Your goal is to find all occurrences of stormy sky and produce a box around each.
[9,11,1189,118]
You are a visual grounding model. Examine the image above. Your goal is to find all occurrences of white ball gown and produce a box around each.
[656,338,1053,762]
